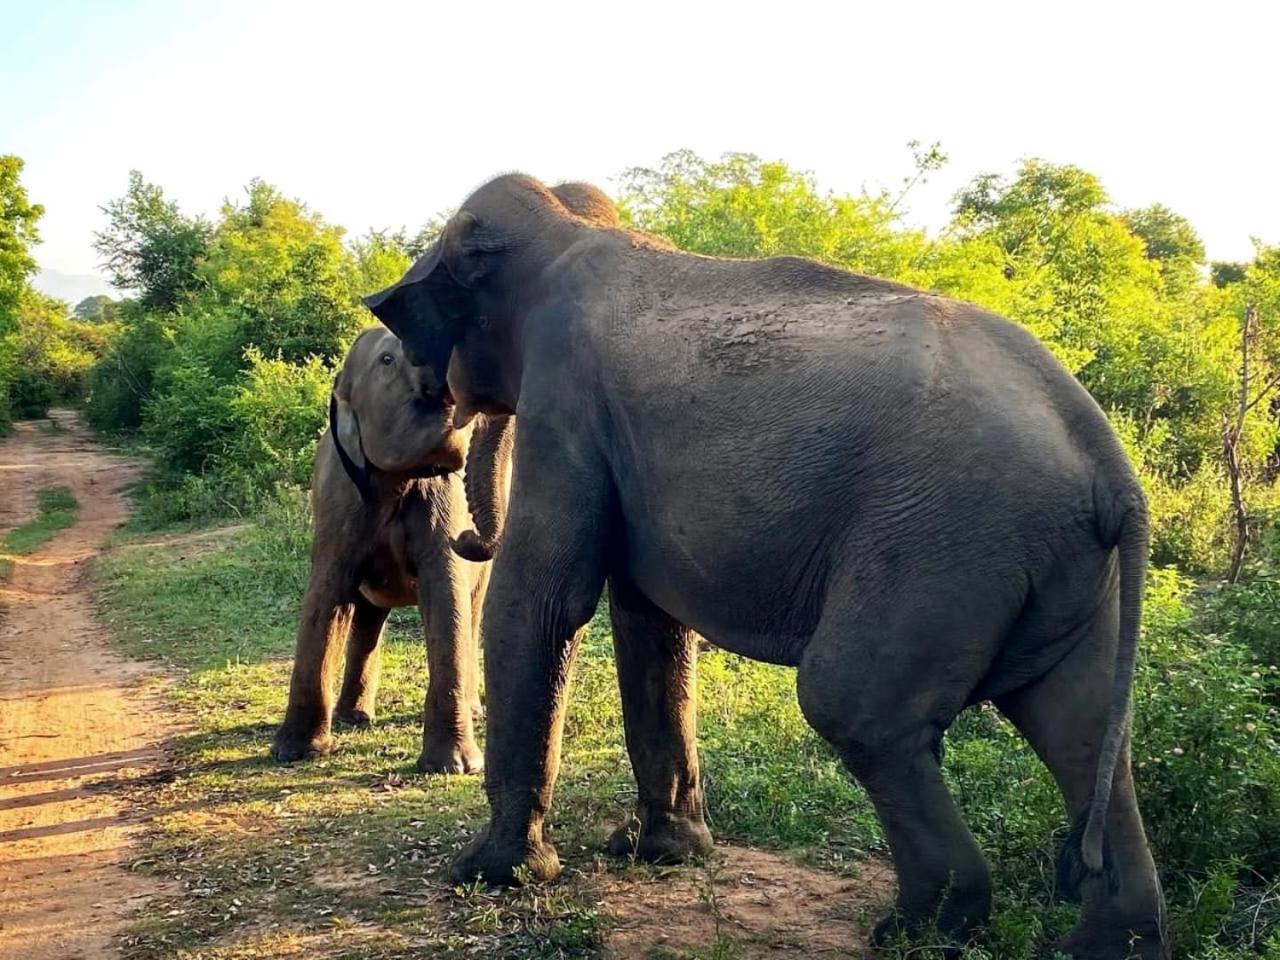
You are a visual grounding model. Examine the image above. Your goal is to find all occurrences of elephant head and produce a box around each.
[366,180,622,561]
[328,326,467,502]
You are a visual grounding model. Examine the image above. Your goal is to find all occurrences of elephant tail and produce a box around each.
[1081,488,1149,874]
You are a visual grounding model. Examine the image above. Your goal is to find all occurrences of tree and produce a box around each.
[0,155,43,320]
[196,179,367,364]
[7,290,106,417]
[617,150,929,279]
[1123,204,1206,297]
[1218,244,1280,579]
[73,294,120,324]
[94,171,211,313]
[0,155,46,428]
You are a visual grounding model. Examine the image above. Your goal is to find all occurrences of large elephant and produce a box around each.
[270,182,627,771]
[363,174,1167,959]
[269,326,507,773]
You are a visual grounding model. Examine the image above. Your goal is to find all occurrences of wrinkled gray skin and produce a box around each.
[364,175,1167,959]
[269,326,508,774]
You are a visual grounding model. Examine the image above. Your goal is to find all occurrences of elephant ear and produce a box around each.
[329,392,374,502]
[363,212,489,390]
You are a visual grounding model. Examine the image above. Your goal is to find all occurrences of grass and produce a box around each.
[94,495,1280,959]
[0,485,79,578]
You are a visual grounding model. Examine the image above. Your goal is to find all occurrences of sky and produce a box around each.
[3,0,1278,296]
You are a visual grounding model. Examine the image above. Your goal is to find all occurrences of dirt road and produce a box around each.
[0,411,171,960]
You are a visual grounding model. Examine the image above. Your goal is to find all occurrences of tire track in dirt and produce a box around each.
[0,411,173,960]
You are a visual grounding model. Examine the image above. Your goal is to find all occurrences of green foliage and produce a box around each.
[94,170,211,313]
[223,350,333,492]
[1124,203,1207,298]
[84,303,170,432]
[0,158,116,425]
[0,155,46,429]
[1134,569,1280,878]
[6,289,111,417]
[86,175,393,518]
[1200,527,1280,676]
[73,294,120,323]
[198,181,366,364]
[619,150,929,278]
[0,155,43,319]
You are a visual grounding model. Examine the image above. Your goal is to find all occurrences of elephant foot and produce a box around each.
[606,811,714,864]
[450,827,560,886]
[1057,923,1169,960]
[270,727,333,764]
[870,884,990,954]
[416,736,484,775]
[870,914,963,958]
[333,705,374,727]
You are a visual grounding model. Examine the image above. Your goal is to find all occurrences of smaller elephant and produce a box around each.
[270,325,510,773]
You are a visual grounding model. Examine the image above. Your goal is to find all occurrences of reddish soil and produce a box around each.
[0,411,174,960]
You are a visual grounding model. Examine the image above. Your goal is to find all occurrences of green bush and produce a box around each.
[2,290,111,418]
[1200,578,1280,680]
[142,359,237,476]
[1134,569,1280,882]
[82,174,395,519]
[85,307,170,432]
[223,349,331,491]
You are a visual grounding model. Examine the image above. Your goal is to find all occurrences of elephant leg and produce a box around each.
[606,576,713,864]
[449,426,609,886]
[272,569,356,763]
[334,596,390,727]
[417,559,484,774]
[797,596,996,946]
[997,608,1168,960]
[467,565,490,724]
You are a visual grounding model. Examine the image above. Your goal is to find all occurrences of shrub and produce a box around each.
[223,349,332,491]
[142,360,237,476]
[3,290,109,418]
[85,307,170,432]
[1134,569,1280,879]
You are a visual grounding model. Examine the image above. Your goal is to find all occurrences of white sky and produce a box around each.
[4,0,1278,283]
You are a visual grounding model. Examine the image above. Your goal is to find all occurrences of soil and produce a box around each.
[0,411,173,960]
[600,846,892,959]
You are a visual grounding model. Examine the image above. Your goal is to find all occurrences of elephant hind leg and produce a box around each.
[334,596,390,726]
[606,575,713,864]
[796,597,998,948]
[996,607,1168,960]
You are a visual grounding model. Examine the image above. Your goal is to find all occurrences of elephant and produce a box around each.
[362,173,1169,959]
[270,182,631,772]
[269,325,509,773]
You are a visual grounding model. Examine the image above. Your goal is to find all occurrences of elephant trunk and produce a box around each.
[451,414,515,562]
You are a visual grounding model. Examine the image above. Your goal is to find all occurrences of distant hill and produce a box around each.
[32,269,117,306]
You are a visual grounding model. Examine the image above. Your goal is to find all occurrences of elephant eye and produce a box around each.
[380,353,394,365]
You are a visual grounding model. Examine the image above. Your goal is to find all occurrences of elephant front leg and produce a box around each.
[272,576,356,763]
[606,576,713,864]
[449,427,609,885]
[417,561,484,774]
[334,596,390,727]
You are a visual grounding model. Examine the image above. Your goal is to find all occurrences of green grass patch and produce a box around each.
[96,498,1280,959]
[1,485,79,578]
